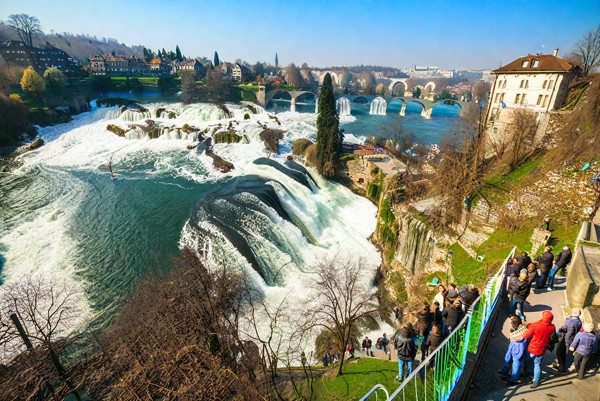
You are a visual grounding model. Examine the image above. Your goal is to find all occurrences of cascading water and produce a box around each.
[369,96,387,115]
[315,98,318,113]
[1,100,380,335]
[336,97,351,116]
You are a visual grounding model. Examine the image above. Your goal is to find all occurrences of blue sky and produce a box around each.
[1,0,598,69]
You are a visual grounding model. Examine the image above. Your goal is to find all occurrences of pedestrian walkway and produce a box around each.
[467,276,600,401]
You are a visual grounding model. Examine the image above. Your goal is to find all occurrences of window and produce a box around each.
[521,60,529,68]
[515,94,521,104]
[502,80,507,89]
[543,95,549,107]
[532,59,540,67]
[542,80,548,89]
[521,94,527,105]
[525,80,529,89]
[548,80,554,88]
[495,93,500,103]
[500,93,505,102]
[520,80,525,88]
[537,94,543,105]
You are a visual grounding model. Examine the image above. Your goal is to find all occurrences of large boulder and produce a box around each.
[206,149,234,173]
[213,130,242,144]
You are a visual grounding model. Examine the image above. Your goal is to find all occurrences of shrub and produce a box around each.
[292,138,313,155]
[305,143,318,166]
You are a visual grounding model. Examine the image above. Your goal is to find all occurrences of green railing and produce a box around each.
[360,247,516,401]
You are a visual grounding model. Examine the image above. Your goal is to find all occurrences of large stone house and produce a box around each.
[0,40,77,72]
[88,53,167,76]
[485,49,577,139]
[220,62,252,82]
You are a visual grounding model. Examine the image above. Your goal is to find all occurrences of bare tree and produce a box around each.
[0,276,83,400]
[308,256,379,376]
[6,14,43,48]
[432,101,489,227]
[507,108,538,169]
[572,25,600,76]
[474,81,491,102]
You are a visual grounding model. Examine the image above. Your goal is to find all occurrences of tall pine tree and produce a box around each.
[316,73,343,177]
[175,45,183,62]
[214,51,220,66]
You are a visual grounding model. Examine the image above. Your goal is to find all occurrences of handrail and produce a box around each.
[358,384,390,401]
[361,246,516,401]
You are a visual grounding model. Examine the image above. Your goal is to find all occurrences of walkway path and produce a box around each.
[467,276,600,401]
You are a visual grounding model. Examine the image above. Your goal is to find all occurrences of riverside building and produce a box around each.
[485,49,578,141]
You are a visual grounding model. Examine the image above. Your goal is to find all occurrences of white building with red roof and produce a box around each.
[485,49,578,139]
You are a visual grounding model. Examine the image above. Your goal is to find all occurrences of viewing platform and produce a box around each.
[467,278,599,401]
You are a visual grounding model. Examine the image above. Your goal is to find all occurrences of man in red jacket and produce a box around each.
[515,310,556,388]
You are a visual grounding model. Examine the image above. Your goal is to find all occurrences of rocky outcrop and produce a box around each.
[205,149,234,173]
[29,137,44,149]
[106,124,128,137]
[396,214,436,274]
[213,130,242,144]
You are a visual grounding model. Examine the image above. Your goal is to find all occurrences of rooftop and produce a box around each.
[494,54,575,73]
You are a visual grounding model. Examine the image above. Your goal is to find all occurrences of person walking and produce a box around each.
[547,246,572,290]
[394,324,417,381]
[381,333,391,360]
[570,322,598,380]
[536,247,554,289]
[514,310,557,389]
[554,308,583,373]
[433,284,447,311]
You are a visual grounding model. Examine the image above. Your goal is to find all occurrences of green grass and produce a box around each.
[312,358,399,400]
[109,76,159,85]
[482,157,544,201]
[448,242,487,286]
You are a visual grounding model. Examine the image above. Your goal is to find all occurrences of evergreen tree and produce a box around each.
[175,45,183,62]
[315,73,343,177]
[214,51,220,67]
[161,48,167,58]
[20,66,45,96]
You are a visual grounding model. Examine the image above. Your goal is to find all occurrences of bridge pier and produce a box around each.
[421,108,433,118]
[290,97,296,113]
[400,104,406,117]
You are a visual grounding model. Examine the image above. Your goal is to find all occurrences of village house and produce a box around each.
[175,58,205,77]
[88,53,169,76]
[0,40,77,72]
[485,49,577,139]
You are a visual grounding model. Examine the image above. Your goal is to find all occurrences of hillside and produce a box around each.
[0,23,143,63]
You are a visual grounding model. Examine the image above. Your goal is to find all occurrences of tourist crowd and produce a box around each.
[498,246,598,389]
[342,245,598,389]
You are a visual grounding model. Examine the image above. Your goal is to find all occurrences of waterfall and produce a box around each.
[290,101,296,113]
[369,97,387,115]
[396,216,435,274]
[336,97,351,116]
[315,98,319,113]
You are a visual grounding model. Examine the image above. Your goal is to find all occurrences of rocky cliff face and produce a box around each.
[395,214,436,274]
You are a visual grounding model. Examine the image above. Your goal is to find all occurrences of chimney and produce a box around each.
[553,48,559,57]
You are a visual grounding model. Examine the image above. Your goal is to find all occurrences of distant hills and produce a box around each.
[0,23,143,64]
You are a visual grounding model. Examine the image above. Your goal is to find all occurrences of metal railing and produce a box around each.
[360,246,516,401]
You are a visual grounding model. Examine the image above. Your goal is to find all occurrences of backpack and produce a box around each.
[397,337,417,359]
[547,331,559,352]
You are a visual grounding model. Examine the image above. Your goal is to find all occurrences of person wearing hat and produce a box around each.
[570,322,598,380]
[547,246,572,291]
[514,311,556,389]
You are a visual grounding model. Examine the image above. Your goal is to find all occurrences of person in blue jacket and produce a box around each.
[499,316,527,385]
